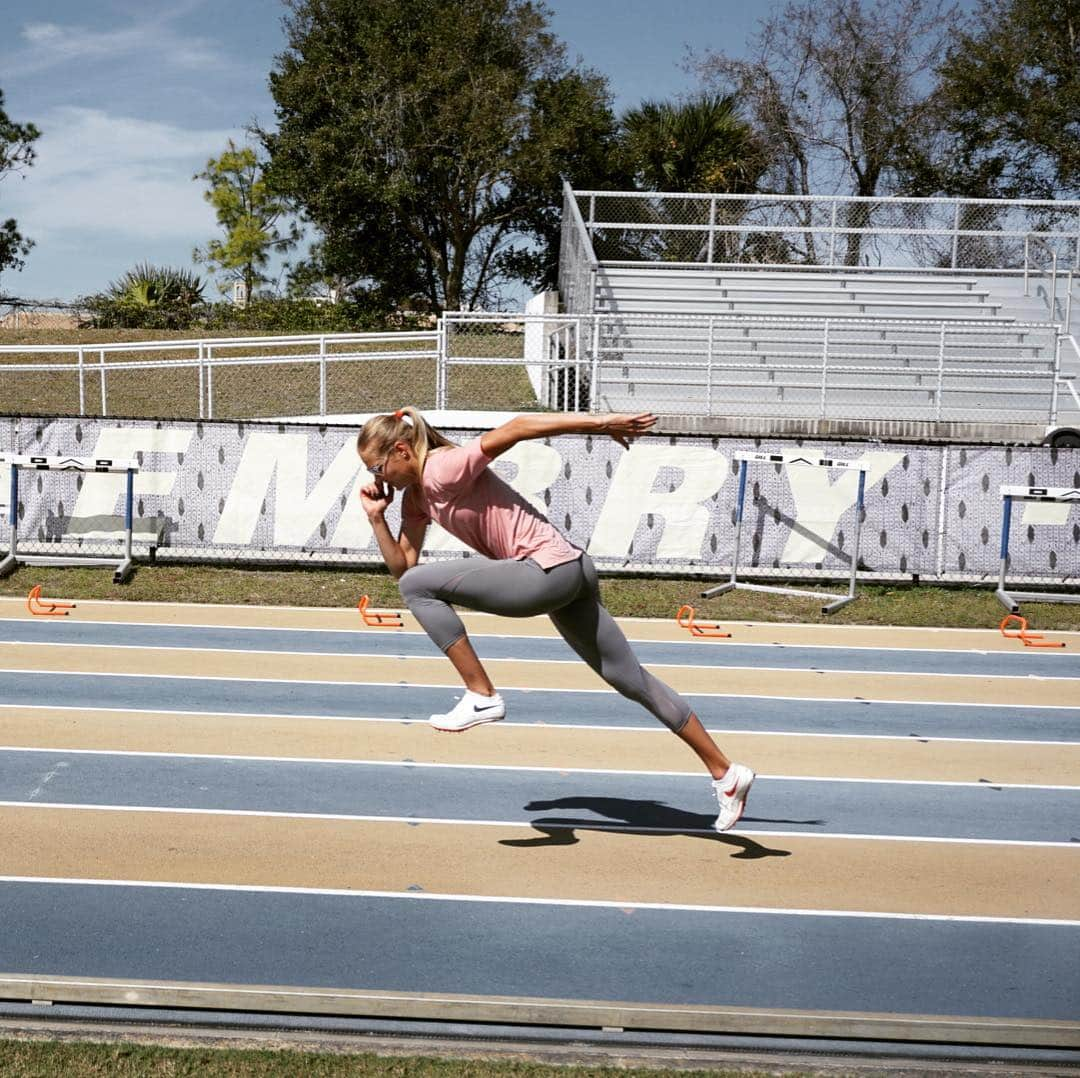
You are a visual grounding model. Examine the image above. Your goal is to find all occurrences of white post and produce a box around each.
[828,202,838,266]
[707,197,717,264]
[436,318,447,409]
[819,319,830,417]
[197,341,205,420]
[77,347,85,415]
[951,201,961,268]
[936,323,947,421]
[589,317,601,413]
[1050,334,1062,425]
[319,335,327,416]
[99,349,107,416]
[1051,252,1059,321]
[706,317,715,414]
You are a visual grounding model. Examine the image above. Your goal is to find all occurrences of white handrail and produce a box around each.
[572,189,1080,209]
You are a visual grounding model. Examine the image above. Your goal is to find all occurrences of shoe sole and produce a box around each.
[430,714,505,733]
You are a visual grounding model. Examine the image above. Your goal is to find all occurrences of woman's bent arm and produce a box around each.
[359,480,425,579]
[480,412,656,459]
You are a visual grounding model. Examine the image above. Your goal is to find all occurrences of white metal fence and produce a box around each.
[0,331,439,420]
[564,184,1080,276]
[2,315,1076,433]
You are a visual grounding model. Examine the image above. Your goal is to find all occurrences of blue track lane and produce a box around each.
[1,883,1077,1019]
[1,750,1077,842]
[4,618,1080,678]
[1,671,1078,740]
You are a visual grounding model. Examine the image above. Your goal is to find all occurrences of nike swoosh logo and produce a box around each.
[723,779,741,797]
[473,704,501,712]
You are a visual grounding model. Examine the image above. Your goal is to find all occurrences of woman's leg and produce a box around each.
[399,557,583,729]
[548,555,753,828]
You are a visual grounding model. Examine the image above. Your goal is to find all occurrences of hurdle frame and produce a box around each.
[702,451,869,615]
[0,454,140,584]
[995,485,1080,612]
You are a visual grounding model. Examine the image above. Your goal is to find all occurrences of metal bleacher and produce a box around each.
[558,186,1080,442]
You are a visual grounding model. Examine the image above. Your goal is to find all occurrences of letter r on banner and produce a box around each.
[589,445,726,560]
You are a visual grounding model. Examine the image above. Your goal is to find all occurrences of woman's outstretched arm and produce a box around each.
[479,412,657,460]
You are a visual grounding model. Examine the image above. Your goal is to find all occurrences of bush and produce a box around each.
[80,296,428,336]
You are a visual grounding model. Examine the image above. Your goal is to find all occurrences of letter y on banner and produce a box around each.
[781,450,903,564]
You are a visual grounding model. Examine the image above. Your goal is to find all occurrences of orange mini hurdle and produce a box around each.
[999,613,1066,649]
[357,594,404,628]
[27,584,76,617]
[675,604,731,639]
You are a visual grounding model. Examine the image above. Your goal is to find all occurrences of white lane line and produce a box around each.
[2,668,1079,709]
[0,875,1076,926]
[0,800,1076,848]
[5,616,1078,659]
[0,746,1076,790]
[4,704,1075,747]
[9,640,1080,682]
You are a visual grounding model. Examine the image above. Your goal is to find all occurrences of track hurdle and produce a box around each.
[702,451,869,615]
[995,485,1080,613]
[0,454,140,584]
[357,594,405,628]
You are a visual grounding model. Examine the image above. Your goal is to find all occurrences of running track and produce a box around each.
[1,597,1078,1049]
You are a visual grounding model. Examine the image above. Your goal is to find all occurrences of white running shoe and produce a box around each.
[712,763,755,831]
[429,690,506,732]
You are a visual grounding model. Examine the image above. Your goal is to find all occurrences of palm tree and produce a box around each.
[621,94,766,194]
[107,263,205,309]
[617,95,769,262]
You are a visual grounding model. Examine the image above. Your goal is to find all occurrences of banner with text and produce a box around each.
[1,416,1077,583]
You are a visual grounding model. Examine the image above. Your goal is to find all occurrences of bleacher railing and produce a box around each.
[559,185,1080,315]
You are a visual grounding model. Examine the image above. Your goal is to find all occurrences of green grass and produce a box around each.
[1,561,1077,630]
[0,1040,776,1078]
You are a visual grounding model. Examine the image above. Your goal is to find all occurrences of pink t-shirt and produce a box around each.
[402,438,580,569]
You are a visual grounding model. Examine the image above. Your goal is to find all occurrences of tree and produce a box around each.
[611,95,769,262]
[194,140,300,300]
[911,0,1080,200]
[695,0,958,264]
[264,0,618,311]
[0,88,41,275]
[620,95,767,194]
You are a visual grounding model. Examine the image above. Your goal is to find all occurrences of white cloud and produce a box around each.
[1,106,241,245]
[7,16,228,78]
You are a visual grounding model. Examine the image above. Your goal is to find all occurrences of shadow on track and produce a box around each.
[500,795,798,859]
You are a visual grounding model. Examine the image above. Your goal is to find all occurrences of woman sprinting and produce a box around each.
[357,407,755,831]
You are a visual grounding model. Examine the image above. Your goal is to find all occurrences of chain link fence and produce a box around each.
[0,298,87,331]
[568,189,1080,273]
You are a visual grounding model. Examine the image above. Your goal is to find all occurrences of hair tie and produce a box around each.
[394,409,404,420]
[394,408,413,427]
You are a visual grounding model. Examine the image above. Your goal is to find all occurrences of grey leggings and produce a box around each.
[398,553,692,733]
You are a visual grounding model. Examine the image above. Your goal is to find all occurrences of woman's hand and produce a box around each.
[359,478,394,522]
[598,412,657,449]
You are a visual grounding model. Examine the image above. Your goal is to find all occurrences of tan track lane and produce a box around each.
[3,708,1079,786]
[4,597,1077,650]
[4,806,1078,920]
[4,642,1076,707]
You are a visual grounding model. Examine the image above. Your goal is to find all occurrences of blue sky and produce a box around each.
[0,0,774,302]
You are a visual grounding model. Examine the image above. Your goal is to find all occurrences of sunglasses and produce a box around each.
[368,452,390,477]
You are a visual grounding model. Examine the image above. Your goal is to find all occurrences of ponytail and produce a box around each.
[356,406,457,473]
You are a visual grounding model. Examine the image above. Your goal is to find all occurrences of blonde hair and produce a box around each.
[356,406,457,474]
